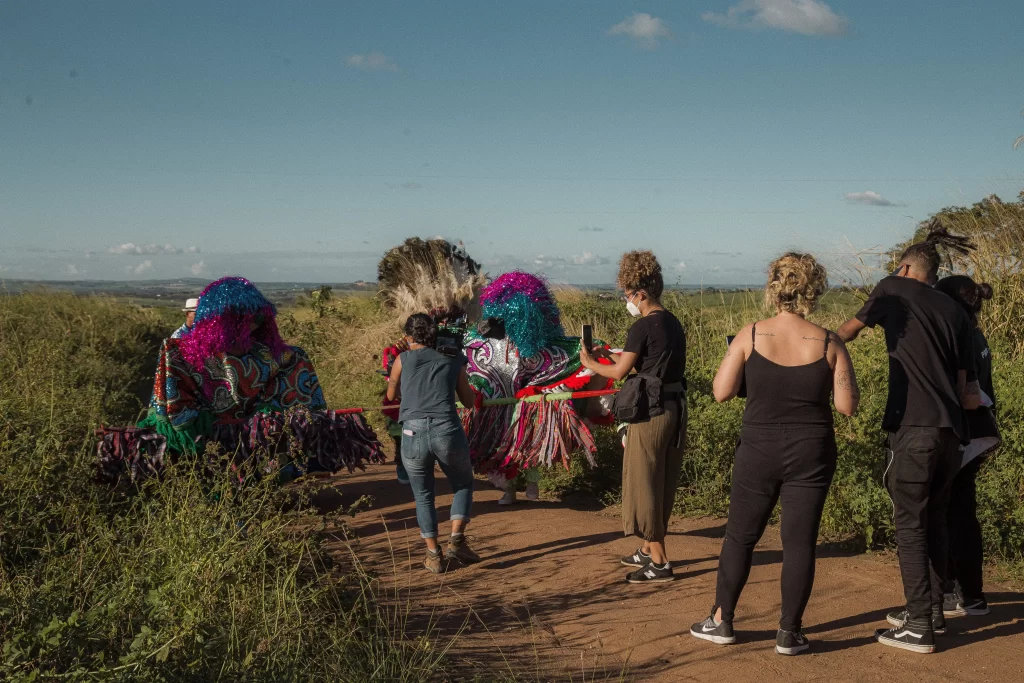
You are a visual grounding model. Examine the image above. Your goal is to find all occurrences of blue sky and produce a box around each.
[2,0,1022,285]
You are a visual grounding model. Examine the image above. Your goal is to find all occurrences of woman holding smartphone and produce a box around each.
[690,253,859,655]
[580,250,687,585]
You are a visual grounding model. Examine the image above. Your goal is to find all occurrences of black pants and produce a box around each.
[884,426,961,619]
[947,457,985,600]
[715,424,837,632]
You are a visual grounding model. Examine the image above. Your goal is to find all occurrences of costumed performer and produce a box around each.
[462,271,615,505]
[97,276,382,482]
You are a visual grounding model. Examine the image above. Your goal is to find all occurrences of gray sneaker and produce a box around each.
[776,629,810,655]
[690,615,736,645]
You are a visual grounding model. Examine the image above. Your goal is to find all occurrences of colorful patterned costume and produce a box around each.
[460,272,613,482]
[97,277,382,483]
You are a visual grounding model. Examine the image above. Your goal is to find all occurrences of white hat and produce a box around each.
[182,298,199,312]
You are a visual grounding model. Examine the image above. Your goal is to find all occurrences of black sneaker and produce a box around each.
[776,629,810,655]
[886,607,946,635]
[620,547,651,568]
[626,561,674,584]
[962,595,990,616]
[690,615,736,645]
[942,591,967,617]
[876,617,935,654]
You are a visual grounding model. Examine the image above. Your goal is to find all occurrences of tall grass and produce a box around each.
[0,294,452,681]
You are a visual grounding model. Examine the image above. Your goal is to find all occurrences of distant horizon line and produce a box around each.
[1,277,769,291]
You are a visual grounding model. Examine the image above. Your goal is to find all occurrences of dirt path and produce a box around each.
[321,467,1023,682]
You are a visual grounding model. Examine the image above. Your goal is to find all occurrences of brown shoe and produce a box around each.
[424,548,444,573]
[445,535,481,564]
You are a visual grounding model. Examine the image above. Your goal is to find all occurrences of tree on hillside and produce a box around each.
[892,192,1024,348]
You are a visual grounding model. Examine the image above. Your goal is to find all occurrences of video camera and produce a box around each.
[434,314,468,358]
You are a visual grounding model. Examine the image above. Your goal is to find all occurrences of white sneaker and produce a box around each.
[498,488,517,505]
[525,482,539,500]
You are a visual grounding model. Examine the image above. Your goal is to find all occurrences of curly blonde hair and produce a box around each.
[764,252,828,316]
[617,250,664,299]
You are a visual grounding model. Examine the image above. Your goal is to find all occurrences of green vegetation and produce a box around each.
[2,192,1022,678]
[0,294,452,681]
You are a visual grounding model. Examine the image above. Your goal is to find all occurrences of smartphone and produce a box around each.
[582,324,593,352]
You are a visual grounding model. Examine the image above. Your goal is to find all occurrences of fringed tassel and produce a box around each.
[96,409,384,484]
[463,400,597,476]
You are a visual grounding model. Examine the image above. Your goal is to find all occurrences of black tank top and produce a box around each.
[742,323,833,426]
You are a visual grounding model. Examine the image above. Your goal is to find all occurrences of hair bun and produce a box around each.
[979,283,994,300]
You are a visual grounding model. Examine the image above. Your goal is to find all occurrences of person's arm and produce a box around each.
[956,317,981,410]
[837,318,866,343]
[385,354,403,402]
[581,345,637,380]
[712,324,752,402]
[455,366,479,409]
[961,373,981,410]
[841,280,890,342]
[831,333,860,416]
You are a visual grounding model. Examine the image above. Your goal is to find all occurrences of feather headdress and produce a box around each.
[377,237,487,323]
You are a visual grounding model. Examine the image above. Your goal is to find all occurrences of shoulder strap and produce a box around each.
[751,323,756,349]
[823,331,831,358]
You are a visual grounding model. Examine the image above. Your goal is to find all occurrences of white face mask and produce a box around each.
[625,293,642,318]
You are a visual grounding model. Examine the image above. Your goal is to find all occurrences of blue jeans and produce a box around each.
[401,417,474,539]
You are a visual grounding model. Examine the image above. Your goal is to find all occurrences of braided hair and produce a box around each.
[899,223,975,279]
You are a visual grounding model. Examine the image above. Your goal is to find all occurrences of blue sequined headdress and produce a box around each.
[479,271,563,359]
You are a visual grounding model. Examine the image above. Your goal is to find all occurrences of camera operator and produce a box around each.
[387,313,483,573]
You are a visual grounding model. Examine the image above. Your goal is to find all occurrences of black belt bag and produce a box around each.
[612,349,682,423]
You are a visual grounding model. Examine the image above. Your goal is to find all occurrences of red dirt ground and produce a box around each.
[320,467,1024,682]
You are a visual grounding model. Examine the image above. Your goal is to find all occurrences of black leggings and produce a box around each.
[715,425,837,632]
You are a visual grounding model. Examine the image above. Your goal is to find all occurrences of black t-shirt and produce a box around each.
[855,276,974,440]
[623,309,687,390]
[972,329,994,407]
[967,328,999,440]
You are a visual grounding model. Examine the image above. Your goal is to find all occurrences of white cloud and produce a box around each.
[0,265,9,273]
[65,264,80,276]
[187,246,200,254]
[702,0,848,36]
[675,261,687,271]
[844,190,901,207]
[532,252,610,268]
[190,260,207,276]
[130,260,154,275]
[607,13,673,48]
[346,52,398,72]
[571,251,610,266]
[107,242,189,255]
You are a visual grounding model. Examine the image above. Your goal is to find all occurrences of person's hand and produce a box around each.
[591,346,613,362]
[579,344,594,368]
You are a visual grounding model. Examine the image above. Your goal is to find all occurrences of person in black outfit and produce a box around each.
[691,253,859,655]
[935,276,1000,619]
[838,228,980,654]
